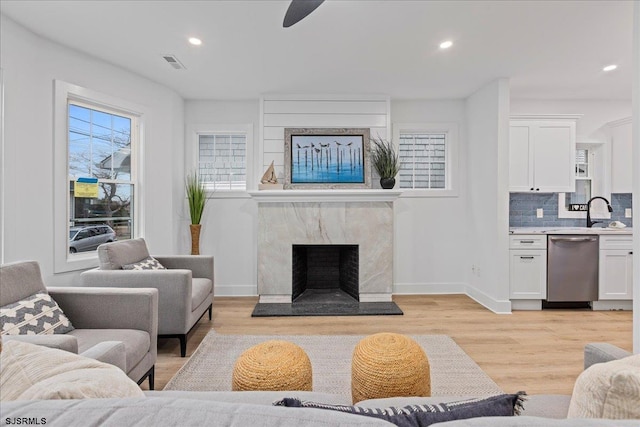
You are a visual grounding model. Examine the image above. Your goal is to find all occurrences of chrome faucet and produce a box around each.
[586,196,613,228]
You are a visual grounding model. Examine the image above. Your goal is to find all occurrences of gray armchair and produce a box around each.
[0,260,158,389]
[80,238,214,357]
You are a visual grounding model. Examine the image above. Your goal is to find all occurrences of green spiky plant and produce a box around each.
[370,136,399,179]
[185,172,207,225]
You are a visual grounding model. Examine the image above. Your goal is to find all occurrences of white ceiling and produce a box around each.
[0,0,634,101]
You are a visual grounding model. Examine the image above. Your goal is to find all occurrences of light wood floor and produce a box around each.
[147,295,633,395]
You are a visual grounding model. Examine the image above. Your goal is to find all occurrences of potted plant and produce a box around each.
[185,172,207,255]
[370,136,400,189]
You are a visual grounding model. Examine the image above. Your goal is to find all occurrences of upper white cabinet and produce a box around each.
[606,117,632,194]
[509,115,579,192]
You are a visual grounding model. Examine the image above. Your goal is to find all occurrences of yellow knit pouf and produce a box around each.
[232,340,312,391]
[351,333,430,403]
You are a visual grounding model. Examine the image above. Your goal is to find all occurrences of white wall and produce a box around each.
[0,15,184,285]
[390,100,469,294]
[465,79,512,313]
[632,0,639,354]
[511,99,631,141]
[184,100,259,296]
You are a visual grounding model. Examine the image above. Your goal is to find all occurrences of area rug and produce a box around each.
[164,332,503,398]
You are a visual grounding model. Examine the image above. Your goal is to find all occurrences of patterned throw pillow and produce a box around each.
[274,393,525,427]
[122,256,166,270]
[0,293,74,335]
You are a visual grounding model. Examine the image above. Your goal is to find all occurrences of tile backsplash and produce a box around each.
[509,193,632,228]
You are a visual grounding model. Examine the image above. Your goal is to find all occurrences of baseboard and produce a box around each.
[591,300,633,311]
[214,284,257,297]
[393,282,466,295]
[465,285,512,314]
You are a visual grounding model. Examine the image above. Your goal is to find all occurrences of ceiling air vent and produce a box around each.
[161,54,186,70]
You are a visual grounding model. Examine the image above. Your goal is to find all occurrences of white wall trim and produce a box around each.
[393,282,466,294]
[465,284,512,314]
[0,68,4,264]
[214,284,258,297]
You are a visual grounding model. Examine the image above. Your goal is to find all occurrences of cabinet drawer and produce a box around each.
[509,235,546,249]
[599,235,633,250]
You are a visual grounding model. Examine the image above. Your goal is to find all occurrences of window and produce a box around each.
[392,123,458,196]
[68,102,136,250]
[54,81,145,272]
[187,124,253,194]
[198,133,246,190]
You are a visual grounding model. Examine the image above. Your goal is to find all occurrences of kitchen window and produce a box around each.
[392,123,458,197]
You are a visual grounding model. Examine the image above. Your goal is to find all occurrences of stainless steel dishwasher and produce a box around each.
[546,235,599,305]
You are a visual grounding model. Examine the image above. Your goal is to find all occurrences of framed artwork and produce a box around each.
[283,128,371,189]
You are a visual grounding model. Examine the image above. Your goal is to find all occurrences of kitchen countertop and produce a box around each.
[510,227,633,235]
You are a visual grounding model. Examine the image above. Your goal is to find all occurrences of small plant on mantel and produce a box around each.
[370,136,400,189]
[186,172,207,255]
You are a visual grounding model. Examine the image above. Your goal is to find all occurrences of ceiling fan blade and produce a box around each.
[283,0,325,28]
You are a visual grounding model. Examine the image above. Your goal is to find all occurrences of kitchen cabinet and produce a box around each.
[509,116,579,193]
[606,117,632,194]
[509,235,547,299]
[599,235,633,300]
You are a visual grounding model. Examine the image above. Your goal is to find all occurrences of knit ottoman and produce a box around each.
[232,340,312,391]
[351,332,430,403]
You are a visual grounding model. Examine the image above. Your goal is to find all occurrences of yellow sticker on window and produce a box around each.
[75,178,99,198]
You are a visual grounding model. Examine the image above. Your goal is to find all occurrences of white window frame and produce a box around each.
[392,122,459,197]
[54,80,145,273]
[187,124,254,198]
[557,140,610,219]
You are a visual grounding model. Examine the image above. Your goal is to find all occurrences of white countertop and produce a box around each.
[510,227,633,235]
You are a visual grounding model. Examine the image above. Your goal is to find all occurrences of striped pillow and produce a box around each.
[0,293,74,335]
[274,393,525,426]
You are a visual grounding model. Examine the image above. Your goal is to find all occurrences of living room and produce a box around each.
[1,1,639,425]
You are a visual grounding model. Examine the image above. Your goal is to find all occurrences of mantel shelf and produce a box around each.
[248,189,402,203]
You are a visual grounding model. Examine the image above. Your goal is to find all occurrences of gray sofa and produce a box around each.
[0,260,158,388]
[1,343,636,426]
[80,238,214,357]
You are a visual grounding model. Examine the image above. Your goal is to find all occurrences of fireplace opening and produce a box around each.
[292,244,359,304]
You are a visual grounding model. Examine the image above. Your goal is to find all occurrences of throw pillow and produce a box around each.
[567,354,640,419]
[0,293,74,335]
[0,340,144,400]
[122,256,166,270]
[274,393,525,427]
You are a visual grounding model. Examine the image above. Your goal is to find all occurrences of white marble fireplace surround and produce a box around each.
[250,190,401,303]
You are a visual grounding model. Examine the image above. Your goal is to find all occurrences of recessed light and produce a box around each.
[188,37,202,46]
[439,40,453,49]
[603,64,617,72]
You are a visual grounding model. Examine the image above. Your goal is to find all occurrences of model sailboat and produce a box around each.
[258,161,283,190]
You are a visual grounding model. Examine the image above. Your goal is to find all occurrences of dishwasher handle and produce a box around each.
[549,236,598,243]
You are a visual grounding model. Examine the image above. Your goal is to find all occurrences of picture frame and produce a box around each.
[283,128,371,189]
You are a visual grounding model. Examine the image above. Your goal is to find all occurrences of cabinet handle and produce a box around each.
[520,240,535,244]
[630,251,633,255]
[530,187,534,191]
[536,188,540,191]
[520,256,535,259]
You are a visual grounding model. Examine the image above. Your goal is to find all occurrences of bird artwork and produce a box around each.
[290,135,365,185]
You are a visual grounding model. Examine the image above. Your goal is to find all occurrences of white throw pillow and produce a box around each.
[567,353,640,419]
[0,340,144,401]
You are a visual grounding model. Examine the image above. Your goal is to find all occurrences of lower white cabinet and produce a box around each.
[509,236,547,300]
[599,248,633,300]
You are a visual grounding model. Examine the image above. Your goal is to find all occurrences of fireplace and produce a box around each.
[292,244,359,303]
[251,191,401,305]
